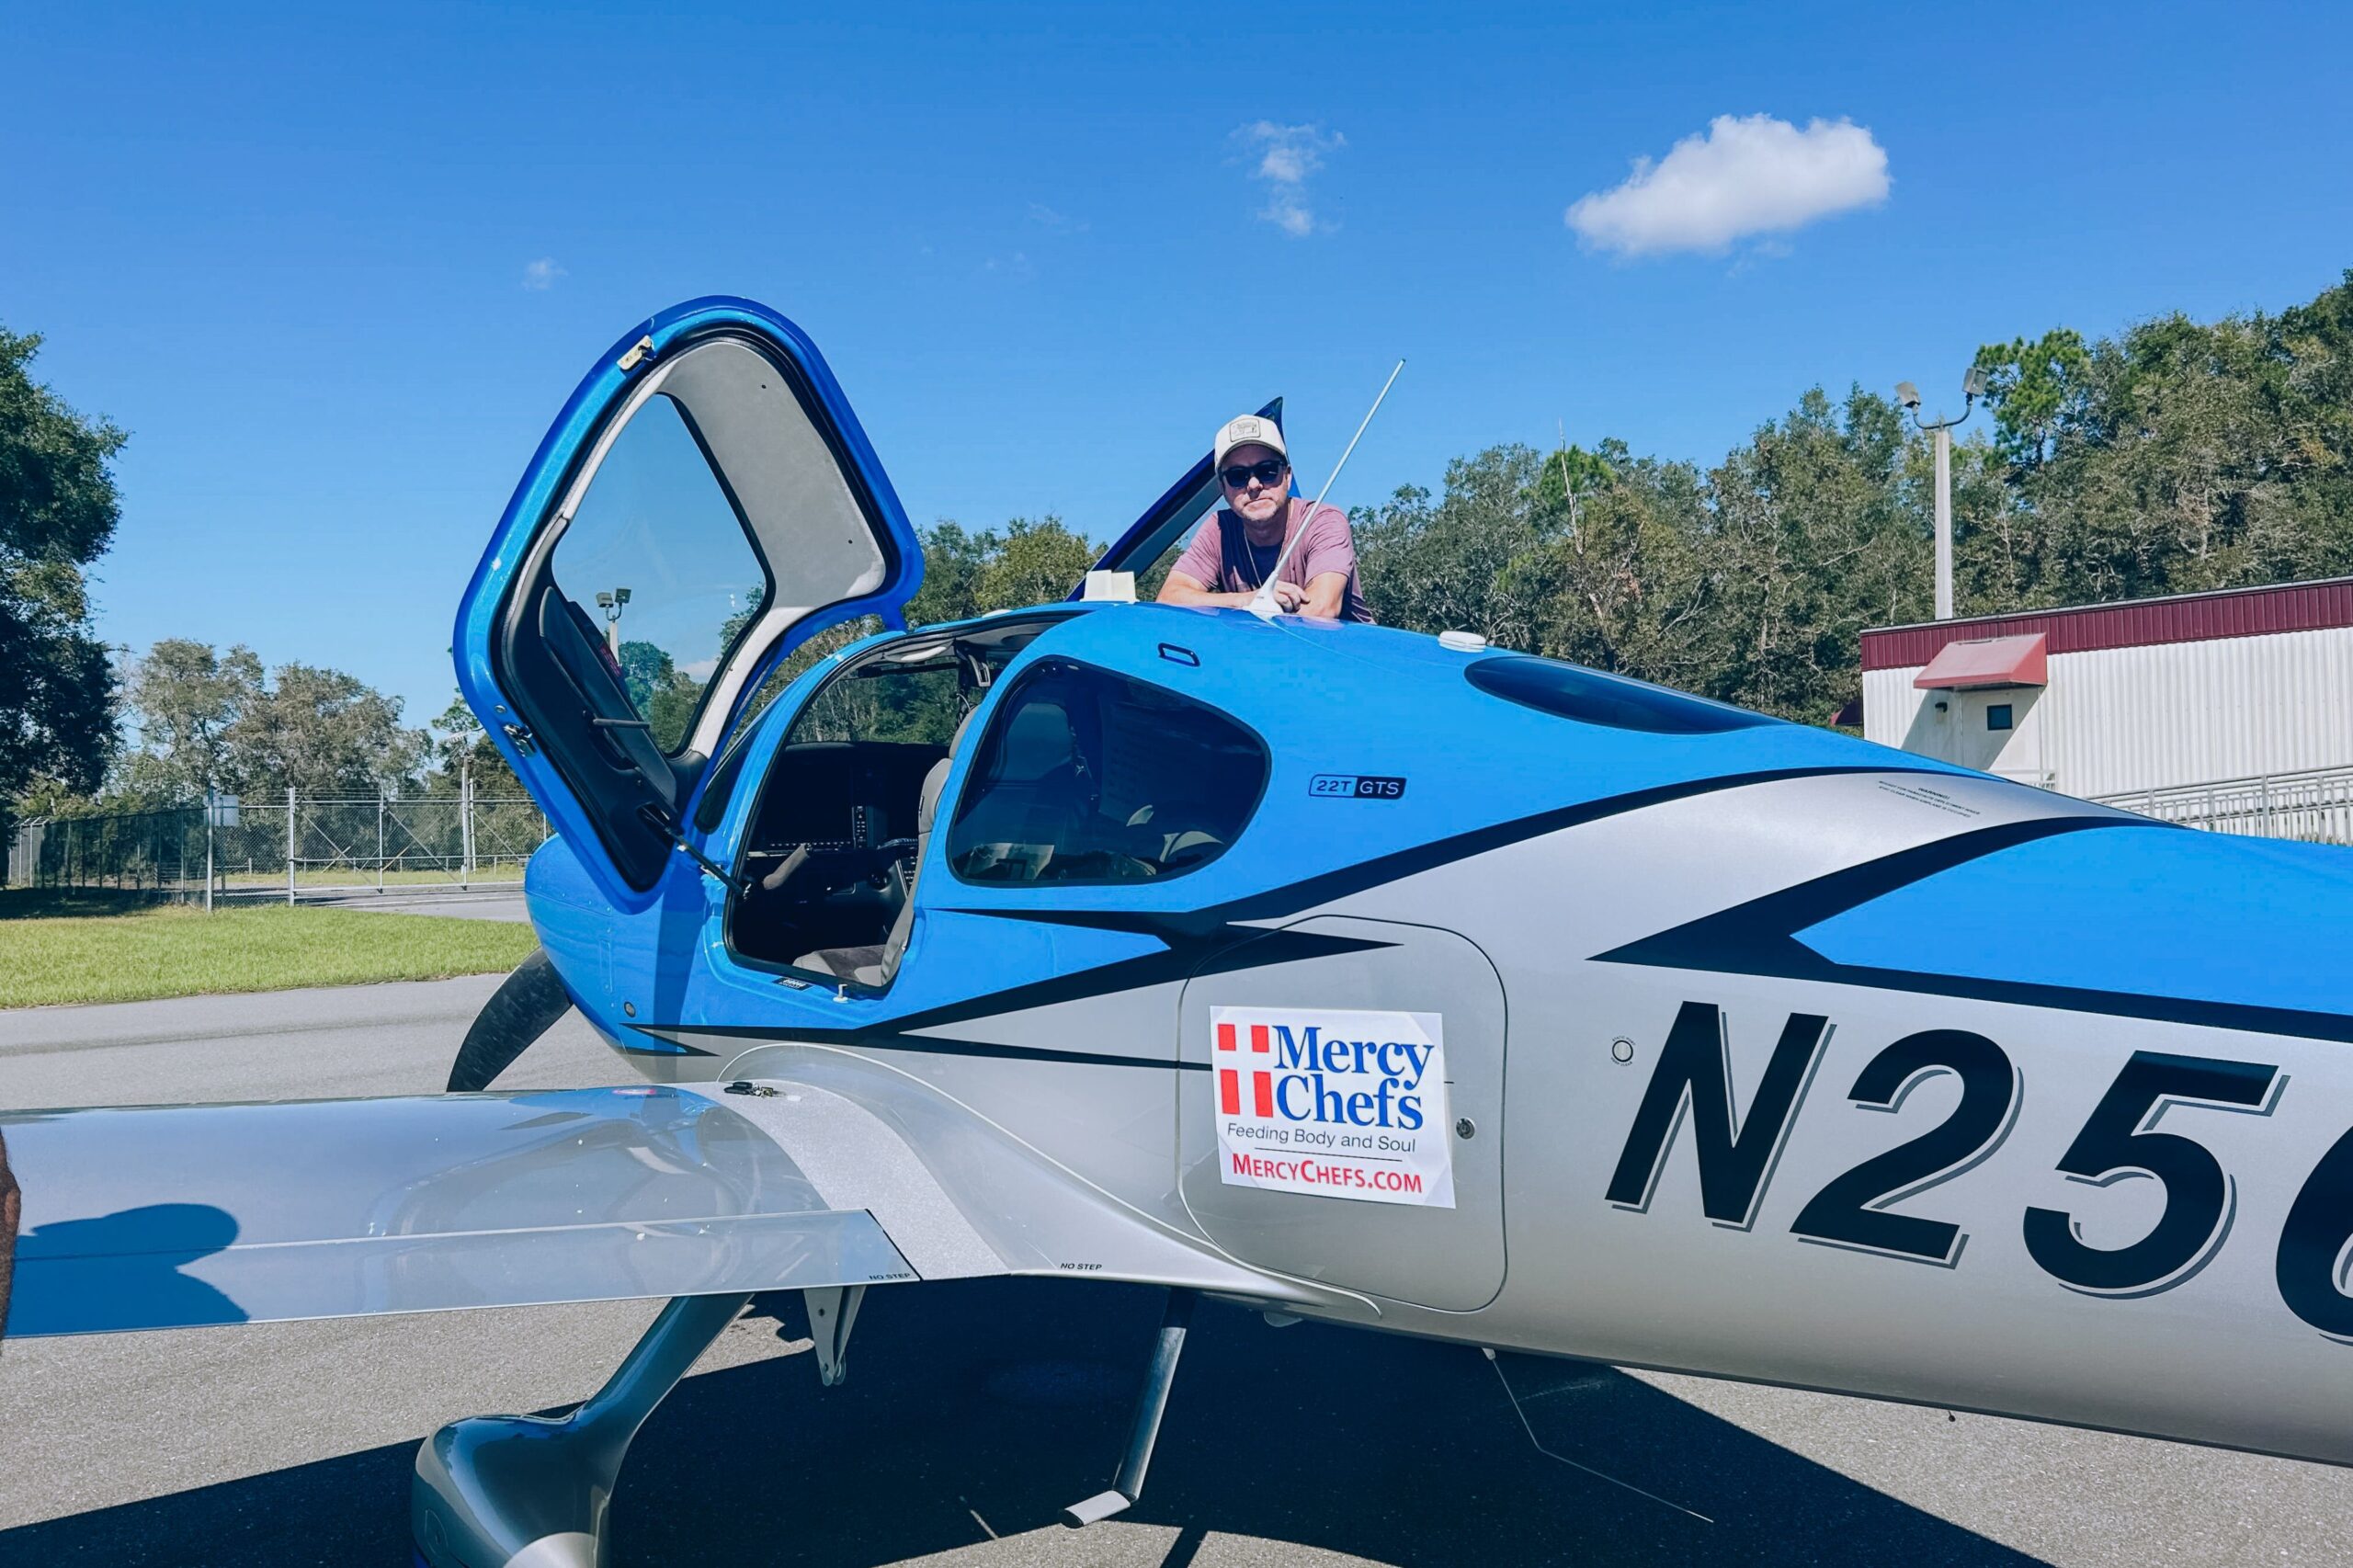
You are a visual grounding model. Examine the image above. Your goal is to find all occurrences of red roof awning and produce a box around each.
[1914,633,2047,690]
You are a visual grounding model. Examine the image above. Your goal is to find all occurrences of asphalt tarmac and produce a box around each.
[3,976,2350,1566]
[292,886,531,921]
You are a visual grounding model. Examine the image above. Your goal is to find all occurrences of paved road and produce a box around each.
[295,886,531,921]
[3,980,2350,1566]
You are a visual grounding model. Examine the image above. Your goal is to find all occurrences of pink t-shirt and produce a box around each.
[1168,499,1375,622]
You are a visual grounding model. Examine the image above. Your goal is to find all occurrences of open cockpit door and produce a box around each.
[456,298,922,903]
[1081,397,1280,590]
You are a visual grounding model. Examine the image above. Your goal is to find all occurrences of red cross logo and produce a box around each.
[1216,1020,1273,1117]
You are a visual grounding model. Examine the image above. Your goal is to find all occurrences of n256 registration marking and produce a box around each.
[1311,774,1406,800]
[1605,1000,2353,1337]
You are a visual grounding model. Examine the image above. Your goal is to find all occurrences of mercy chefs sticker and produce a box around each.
[1211,1006,1453,1208]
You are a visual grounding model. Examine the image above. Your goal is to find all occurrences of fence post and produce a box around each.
[461,761,475,889]
[205,800,215,914]
[287,785,298,907]
[378,792,387,893]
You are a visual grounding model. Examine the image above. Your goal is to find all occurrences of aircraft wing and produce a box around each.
[3,1072,1281,1338]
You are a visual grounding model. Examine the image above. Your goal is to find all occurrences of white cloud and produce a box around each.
[1261,188,1314,239]
[1027,202,1088,233]
[1565,114,1889,257]
[1233,121,1344,237]
[521,256,566,290]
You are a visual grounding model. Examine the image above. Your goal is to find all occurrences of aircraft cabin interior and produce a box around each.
[726,613,1265,987]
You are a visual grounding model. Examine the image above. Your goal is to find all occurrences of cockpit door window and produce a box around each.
[455,299,922,903]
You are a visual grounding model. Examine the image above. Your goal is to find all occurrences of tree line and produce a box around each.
[1353,268,2353,722]
[6,268,2350,821]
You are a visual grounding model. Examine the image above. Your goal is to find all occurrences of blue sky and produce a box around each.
[5,1,2350,727]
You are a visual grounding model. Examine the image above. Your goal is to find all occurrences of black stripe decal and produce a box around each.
[1723,955,2353,1046]
[949,765,1988,943]
[1602,815,2124,962]
[645,927,1393,1070]
[1598,817,2353,1044]
[617,1038,719,1057]
[641,1027,1208,1073]
[659,765,2086,1062]
[855,926,1394,1037]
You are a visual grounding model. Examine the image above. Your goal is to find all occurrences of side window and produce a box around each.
[551,392,769,755]
[947,661,1266,885]
[1465,653,1776,734]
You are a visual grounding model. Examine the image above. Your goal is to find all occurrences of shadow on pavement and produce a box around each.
[0,1278,2047,1566]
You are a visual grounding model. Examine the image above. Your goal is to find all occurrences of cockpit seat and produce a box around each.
[792,713,968,987]
[793,942,888,983]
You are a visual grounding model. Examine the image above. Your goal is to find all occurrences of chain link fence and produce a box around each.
[6,788,551,905]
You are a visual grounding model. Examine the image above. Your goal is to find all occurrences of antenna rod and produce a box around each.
[1249,358,1405,616]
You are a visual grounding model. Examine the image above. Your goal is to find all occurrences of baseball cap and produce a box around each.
[1212,414,1289,470]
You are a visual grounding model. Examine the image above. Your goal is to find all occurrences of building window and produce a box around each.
[1987,703,2014,732]
[947,659,1268,885]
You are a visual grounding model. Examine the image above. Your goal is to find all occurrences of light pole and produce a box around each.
[1897,368,1986,620]
[595,587,631,653]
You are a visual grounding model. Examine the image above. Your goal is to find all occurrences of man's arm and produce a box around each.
[1288,506,1359,619]
[1156,571,1256,608]
[1297,573,1348,619]
[1,1130,18,1340]
[1158,517,1309,609]
[1157,571,1308,610]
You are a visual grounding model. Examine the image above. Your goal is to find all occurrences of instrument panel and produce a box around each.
[748,741,946,853]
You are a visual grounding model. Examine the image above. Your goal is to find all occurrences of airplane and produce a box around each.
[7,295,2353,1568]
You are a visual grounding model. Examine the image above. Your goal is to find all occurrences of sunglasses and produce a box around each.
[1220,459,1289,489]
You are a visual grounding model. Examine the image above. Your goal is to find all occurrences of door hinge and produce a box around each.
[501,722,536,756]
[617,335,656,371]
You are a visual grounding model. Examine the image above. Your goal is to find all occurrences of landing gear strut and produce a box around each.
[412,1292,748,1568]
[1064,1288,1196,1527]
[804,1284,866,1387]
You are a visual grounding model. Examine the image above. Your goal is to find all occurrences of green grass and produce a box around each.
[0,890,540,1008]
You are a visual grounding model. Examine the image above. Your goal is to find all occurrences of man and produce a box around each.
[1158,414,1374,621]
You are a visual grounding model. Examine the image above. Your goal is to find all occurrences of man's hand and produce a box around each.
[1271,574,1348,619]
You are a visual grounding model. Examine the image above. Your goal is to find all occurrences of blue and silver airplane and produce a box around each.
[9,298,2353,1568]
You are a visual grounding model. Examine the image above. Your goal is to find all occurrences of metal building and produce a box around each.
[1860,576,2353,841]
